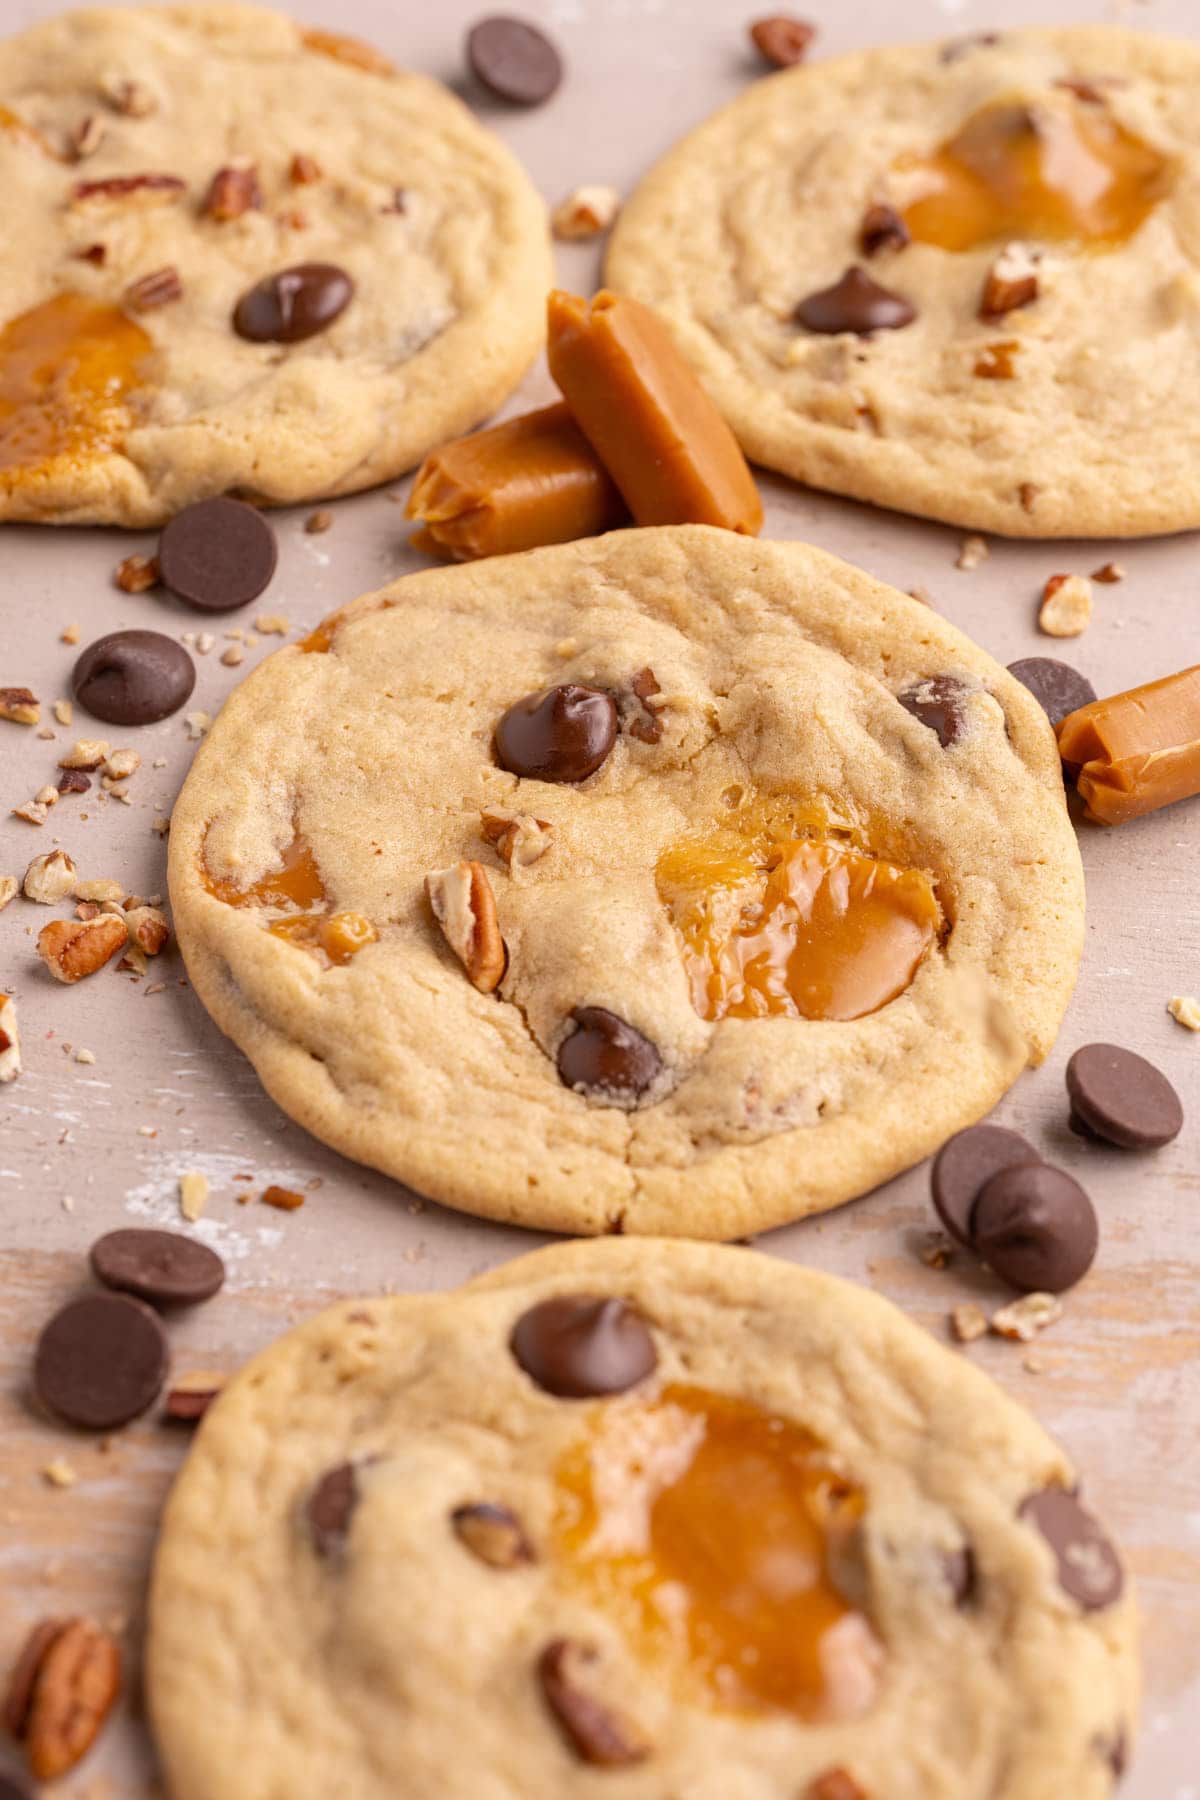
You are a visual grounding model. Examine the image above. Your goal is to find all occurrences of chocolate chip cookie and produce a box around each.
[167,525,1083,1237]
[146,1238,1137,1799]
[0,3,551,524]
[607,28,1200,536]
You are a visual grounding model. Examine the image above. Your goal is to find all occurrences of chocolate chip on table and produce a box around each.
[467,16,563,106]
[897,675,974,748]
[90,1228,225,1305]
[557,1006,662,1102]
[1018,1488,1124,1611]
[158,496,278,613]
[1066,1043,1184,1150]
[931,1124,1042,1246]
[72,629,195,725]
[510,1294,657,1397]
[1007,657,1098,729]
[232,262,354,342]
[495,684,617,782]
[971,1163,1098,1294]
[748,15,816,68]
[795,265,916,334]
[451,1502,535,1568]
[34,1292,168,1429]
[537,1639,650,1766]
[306,1462,362,1557]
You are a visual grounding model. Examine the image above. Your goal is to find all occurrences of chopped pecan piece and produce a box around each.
[289,151,322,184]
[1038,573,1093,639]
[57,771,91,796]
[99,71,157,116]
[21,1617,121,1781]
[452,1502,535,1568]
[114,553,160,593]
[980,242,1040,318]
[37,914,128,984]
[124,905,170,956]
[3,1619,68,1738]
[163,1371,227,1422]
[425,860,506,992]
[75,242,107,265]
[23,850,77,905]
[628,665,664,744]
[203,163,263,220]
[261,1184,305,1211]
[538,1640,650,1767]
[71,172,185,204]
[0,687,40,725]
[60,740,110,770]
[480,809,554,870]
[0,992,20,1084]
[125,266,183,310]
[860,201,910,256]
[552,184,621,240]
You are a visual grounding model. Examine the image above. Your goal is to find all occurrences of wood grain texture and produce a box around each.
[2,0,1199,1793]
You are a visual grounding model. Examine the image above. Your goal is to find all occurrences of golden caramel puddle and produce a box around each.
[974,339,1021,379]
[897,97,1171,251]
[268,910,377,964]
[203,828,377,965]
[0,295,153,482]
[554,1385,881,1722]
[656,803,940,1024]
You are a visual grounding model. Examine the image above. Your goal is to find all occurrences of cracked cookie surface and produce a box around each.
[147,1238,1137,1800]
[168,524,1083,1237]
[606,27,1200,537]
[0,2,551,524]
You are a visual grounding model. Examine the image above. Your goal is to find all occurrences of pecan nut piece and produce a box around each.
[980,242,1040,318]
[0,991,20,1084]
[37,914,128,984]
[203,162,263,220]
[114,553,160,593]
[23,849,78,904]
[479,809,554,870]
[124,904,170,956]
[425,860,506,992]
[3,1619,68,1738]
[0,687,40,725]
[23,1617,121,1781]
[451,1502,535,1569]
[71,172,186,204]
[125,266,183,310]
[537,1639,650,1767]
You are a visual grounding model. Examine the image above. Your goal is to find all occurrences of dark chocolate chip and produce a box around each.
[232,261,354,343]
[34,1292,168,1430]
[749,15,816,69]
[971,1163,1098,1293]
[1066,1044,1183,1150]
[537,1639,650,1766]
[90,1228,225,1305]
[860,202,910,257]
[510,1294,657,1398]
[942,1546,977,1608]
[795,265,916,335]
[451,1502,535,1568]
[495,684,617,783]
[158,496,278,613]
[467,16,563,105]
[1018,1488,1123,1611]
[931,1124,1041,1246]
[898,675,974,748]
[306,1462,362,1557]
[557,1006,662,1102]
[72,629,195,725]
[1007,657,1098,729]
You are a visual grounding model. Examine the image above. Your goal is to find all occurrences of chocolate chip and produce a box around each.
[1018,1488,1123,1611]
[898,675,974,748]
[158,497,278,613]
[451,1502,534,1568]
[34,1292,168,1429]
[931,1124,1041,1245]
[860,202,910,257]
[749,15,816,68]
[537,1640,650,1766]
[495,684,617,783]
[795,265,916,335]
[1066,1044,1183,1150]
[72,630,195,725]
[233,261,354,343]
[510,1294,657,1398]
[557,1006,662,1102]
[972,1163,1098,1293]
[942,1546,977,1608]
[90,1228,225,1305]
[1007,657,1098,729]
[306,1462,362,1557]
[467,16,563,105]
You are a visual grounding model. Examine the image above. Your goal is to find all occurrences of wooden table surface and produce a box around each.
[2,0,1198,1793]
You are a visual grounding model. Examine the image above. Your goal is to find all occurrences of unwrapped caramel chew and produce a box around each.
[1056,664,1200,825]
[547,289,763,535]
[407,403,625,560]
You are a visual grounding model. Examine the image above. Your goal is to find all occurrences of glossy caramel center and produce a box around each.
[0,295,153,480]
[898,98,1171,251]
[554,1384,880,1721]
[202,829,377,965]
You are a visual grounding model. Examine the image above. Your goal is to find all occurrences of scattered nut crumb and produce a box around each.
[956,535,989,572]
[1091,561,1125,584]
[114,553,159,594]
[220,645,245,667]
[254,614,289,636]
[60,622,81,645]
[990,1292,1063,1342]
[195,632,215,656]
[1038,573,1093,639]
[42,1457,79,1488]
[179,1171,209,1222]
[12,801,49,826]
[980,240,1041,318]
[1022,1353,1047,1374]
[125,905,170,956]
[0,687,40,725]
[261,1184,305,1211]
[75,879,124,904]
[34,786,60,807]
[53,699,74,726]
[152,813,171,836]
[60,739,110,770]
[305,509,333,534]
[23,850,78,905]
[920,1233,956,1270]
[0,876,17,912]
[184,711,212,740]
[103,748,140,781]
[950,1304,988,1343]
[36,727,56,741]
[74,1048,96,1065]
[552,183,621,240]
[1167,994,1200,1032]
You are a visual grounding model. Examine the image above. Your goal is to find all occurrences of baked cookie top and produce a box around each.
[606,28,1200,538]
[167,525,1083,1238]
[0,3,551,525]
[147,1238,1137,1800]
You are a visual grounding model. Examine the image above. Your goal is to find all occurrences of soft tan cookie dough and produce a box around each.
[606,28,1200,537]
[0,3,551,524]
[147,1238,1138,1800]
[168,525,1083,1238]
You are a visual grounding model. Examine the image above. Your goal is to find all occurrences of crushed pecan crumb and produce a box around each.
[0,687,40,725]
[261,1184,305,1211]
[125,265,183,310]
[115,553,160,593]
[203,162,263,220]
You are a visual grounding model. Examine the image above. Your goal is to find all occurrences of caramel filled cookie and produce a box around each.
[607,28,1200,536]
[147,1239,1137,1799]
[168,526,1082,1237]
[0,4,550,524]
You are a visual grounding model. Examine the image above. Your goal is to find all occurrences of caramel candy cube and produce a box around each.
[407,403,625,560]
[546,289,763,535]
[1056,664,1200,824]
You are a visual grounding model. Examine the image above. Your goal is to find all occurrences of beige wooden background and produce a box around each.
[2,0,1198,1793]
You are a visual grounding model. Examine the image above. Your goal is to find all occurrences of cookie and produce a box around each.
[606,28,1200,537]
[146,1238,1138,1799]
[0,4,551,525]
[167,525,1083,1238]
